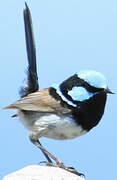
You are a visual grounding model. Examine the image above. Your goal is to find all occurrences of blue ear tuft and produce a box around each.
[68,86,97,102]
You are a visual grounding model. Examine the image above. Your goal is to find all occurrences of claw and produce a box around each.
[66,167,85,177]
[39,160,49,165]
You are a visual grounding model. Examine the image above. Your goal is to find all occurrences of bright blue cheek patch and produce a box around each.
[68,86,96,102]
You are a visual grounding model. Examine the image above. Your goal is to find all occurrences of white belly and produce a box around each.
[18,110,87,140]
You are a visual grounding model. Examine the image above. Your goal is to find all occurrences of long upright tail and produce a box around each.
[20,2,39,97]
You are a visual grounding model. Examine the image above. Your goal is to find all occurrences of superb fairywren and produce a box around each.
[4,3,113,174]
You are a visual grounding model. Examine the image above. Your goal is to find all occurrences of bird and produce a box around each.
[4,3,113,175]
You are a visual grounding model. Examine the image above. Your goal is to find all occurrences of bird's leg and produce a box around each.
[29,137,84,176]
[29,138,52,163]
[29,137,65,168]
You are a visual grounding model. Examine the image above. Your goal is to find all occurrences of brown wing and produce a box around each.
[4,88,70,114]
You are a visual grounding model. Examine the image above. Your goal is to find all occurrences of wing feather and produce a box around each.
[4,88,70,114]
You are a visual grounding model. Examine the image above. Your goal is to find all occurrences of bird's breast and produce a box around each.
[18,110,87,140]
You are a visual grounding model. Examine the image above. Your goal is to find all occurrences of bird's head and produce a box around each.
[52,70,113,107]
[77,70,114,94]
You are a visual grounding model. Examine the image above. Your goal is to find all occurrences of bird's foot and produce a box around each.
[39,160,49,165]
[44,161,64,168]
[65,166,85,177]
[45,161,84,177]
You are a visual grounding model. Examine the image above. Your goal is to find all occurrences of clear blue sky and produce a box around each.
[0,0,117,179]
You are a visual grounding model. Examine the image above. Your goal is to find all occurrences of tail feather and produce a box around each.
[20,2,39,98]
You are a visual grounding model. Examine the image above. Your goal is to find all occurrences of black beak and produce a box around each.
[105,87,115,94]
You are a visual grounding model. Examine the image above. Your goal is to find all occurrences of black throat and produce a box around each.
[72,92,107,131]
